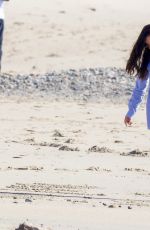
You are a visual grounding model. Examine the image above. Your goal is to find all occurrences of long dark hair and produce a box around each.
[126,24,150,79]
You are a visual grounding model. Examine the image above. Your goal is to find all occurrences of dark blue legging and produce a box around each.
[0,19,4,71]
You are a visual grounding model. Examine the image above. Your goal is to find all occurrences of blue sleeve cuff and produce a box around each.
[125,110,134,118]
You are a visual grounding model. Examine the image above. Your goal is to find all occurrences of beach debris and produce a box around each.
[120,149,149,157]
[15,223,40,230]
[88,145,112,153]
[53,129,64,137]
[59,145,79,151]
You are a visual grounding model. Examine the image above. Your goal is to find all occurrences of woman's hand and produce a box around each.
[124,115,133,127]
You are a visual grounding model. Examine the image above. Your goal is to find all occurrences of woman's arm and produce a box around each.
[126,74,149,118]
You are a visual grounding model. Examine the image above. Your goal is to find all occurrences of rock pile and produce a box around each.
[0,67,137,102]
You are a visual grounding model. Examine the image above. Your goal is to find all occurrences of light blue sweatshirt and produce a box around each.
[126,62,150,129]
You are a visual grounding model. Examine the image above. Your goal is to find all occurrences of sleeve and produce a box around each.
[126,74,149,118]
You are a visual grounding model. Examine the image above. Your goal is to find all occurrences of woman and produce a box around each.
[124,24,150,129]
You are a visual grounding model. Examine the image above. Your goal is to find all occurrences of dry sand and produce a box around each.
[0,98,150,229]
[3,0,150,74]
[1,0,150,229]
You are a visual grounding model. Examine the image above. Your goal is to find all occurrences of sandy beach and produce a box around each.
[0,0,150,229]
[0,98,150,229]
[3,0,150,74]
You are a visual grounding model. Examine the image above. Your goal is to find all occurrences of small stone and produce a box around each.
[102,203,107,206]
[108,204,115,208]
[25,198,32,203]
